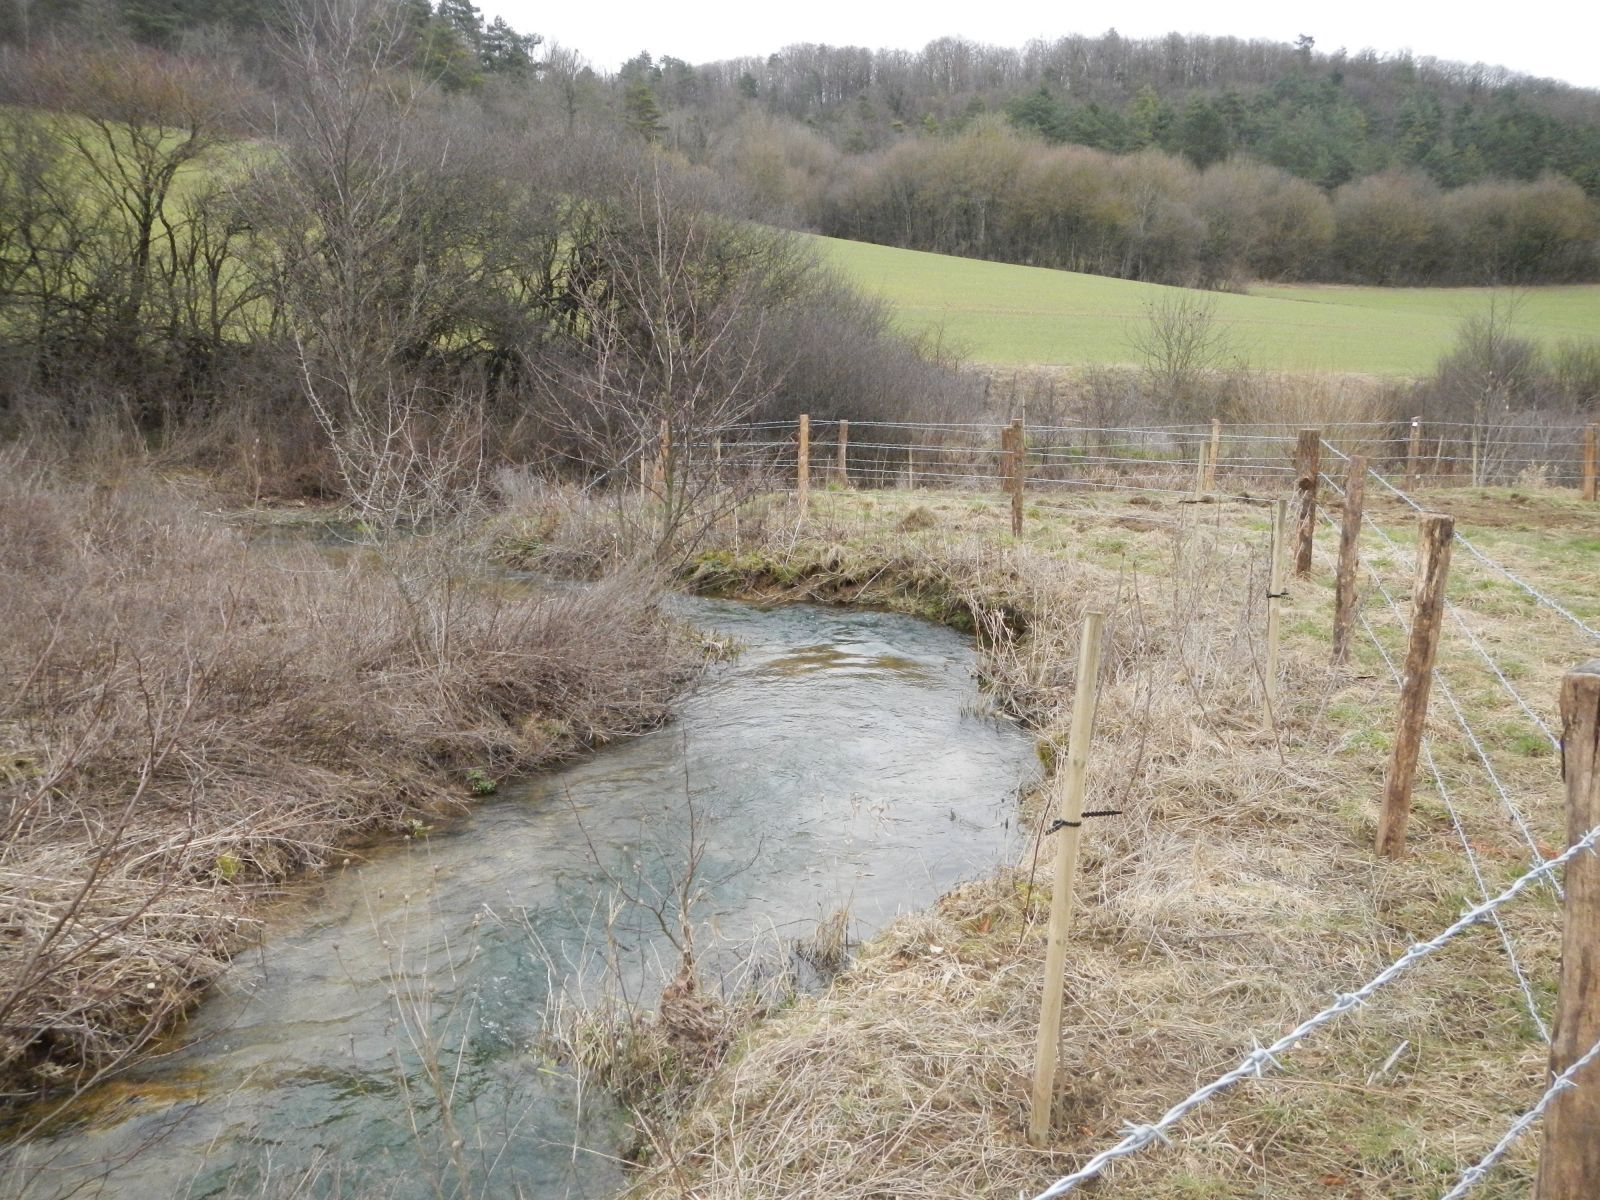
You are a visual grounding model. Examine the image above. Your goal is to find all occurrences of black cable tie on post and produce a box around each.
[1267,589,1291,599]
[1045,810,1121,835]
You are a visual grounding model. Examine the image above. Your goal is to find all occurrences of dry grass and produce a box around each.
[0,451,694,1106]
[602,482,1574,1200]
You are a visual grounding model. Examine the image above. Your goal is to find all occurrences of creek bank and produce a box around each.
[6,598,1038,1199]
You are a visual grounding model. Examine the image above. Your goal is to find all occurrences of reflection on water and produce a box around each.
[3,599,1036,1199]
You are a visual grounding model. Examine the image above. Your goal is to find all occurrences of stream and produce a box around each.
[4,597,1037,1199]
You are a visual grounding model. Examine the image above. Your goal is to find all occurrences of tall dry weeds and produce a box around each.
[0,457,694,1108]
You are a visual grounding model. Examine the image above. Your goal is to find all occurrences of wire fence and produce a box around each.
[674,413,1600,1198]
[703,413,1599,499]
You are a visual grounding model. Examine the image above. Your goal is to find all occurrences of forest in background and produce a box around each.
[5,4,1600,287]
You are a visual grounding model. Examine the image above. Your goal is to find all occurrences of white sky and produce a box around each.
[482,0,1600,89]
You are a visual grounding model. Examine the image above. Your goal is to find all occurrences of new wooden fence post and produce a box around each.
[1331,455,1367,665]
[1406,416,1422,491]
[1028,610,1105,1148]
[837,419,849,487]
[1583,424,1597,502]
[1206,417,1221,492]
[1011,416,1026,537]
[1265,498,1286,725]
[1375,513,1454,858]
[797,413,810,512]
[1536,660,1600,1200]
[1294,428,1321,578]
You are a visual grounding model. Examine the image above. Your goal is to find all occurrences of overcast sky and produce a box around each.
[481,0,1600,89]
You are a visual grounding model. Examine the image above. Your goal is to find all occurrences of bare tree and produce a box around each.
[1126,290,1236,420]
[533,167,795,557]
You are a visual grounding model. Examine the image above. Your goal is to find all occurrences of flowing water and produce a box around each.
[5,598,1036,1199]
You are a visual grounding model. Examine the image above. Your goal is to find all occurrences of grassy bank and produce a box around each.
[818,233,1600,373]
[0,456,695,1107]
[559,483,1583,1199]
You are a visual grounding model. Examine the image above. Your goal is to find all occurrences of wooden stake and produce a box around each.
[1406,416,1422,491]
[1011,416,1026,537]
[1206,417,1220,493]
[906,445,916,490]
[1583,424,1596,502]
[1265,499,1286,725]
[1536,660,1600,1200]
[1294,428,1321,579]
[1000,423,1016,498]
[797,413,810,511]
[837,419,849,487]
[1376,513,1454,858]
[1028,610,1105,1148]
[1192,437,1207,500]
[1331,455,1367,665]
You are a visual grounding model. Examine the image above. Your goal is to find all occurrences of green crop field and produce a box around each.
[815,234,1600,376]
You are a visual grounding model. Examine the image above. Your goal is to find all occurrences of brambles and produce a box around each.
[0,462,691,1104]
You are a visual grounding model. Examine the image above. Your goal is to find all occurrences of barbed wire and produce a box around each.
[1349,594,1552,1038]
[1435,1032,1600,1200]
[1029,822,1600,1199]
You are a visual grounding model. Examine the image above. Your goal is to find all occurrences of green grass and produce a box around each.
[815,234,1600,376]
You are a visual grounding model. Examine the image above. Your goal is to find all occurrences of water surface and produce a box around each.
[5,599,1035,1199]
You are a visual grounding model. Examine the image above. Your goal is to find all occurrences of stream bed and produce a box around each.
[5,598,1037,1199]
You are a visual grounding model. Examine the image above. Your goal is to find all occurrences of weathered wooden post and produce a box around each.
[1192,437,1207,501]
[797,413,810,511]
[837,419,849,487]
[1375,514,1454,858]
[1011,416,1026,537]
[1294,428,1321,578]
[1582,424,1597,502]
[1265,499,1286,724]
[1206,417,1221,493]
[1000,422,1017,505]
[1406,416,1422,491]
[1331,456,1367,665]
[1536,660,1600,1200]
[1028,610,1105,1148]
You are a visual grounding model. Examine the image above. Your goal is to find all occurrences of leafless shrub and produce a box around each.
[0,460,692,1109]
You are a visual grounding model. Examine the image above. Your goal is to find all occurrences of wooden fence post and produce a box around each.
[837,419,849,487]
[1294,428,1321,578]
[1376,513,1454,858]
[797,413,810,511]
[1011,416,1026,537]
[1265,499,1286,725]
[1331,455,1367,665]
[1192,437,1207,501]
[1206,417,1221,492]
[1583,424,1596,502]
[1000,423,1016,501]
[1406,416,1422,491]
[1028,610,1105,1148]
[1536,660,1600,1200]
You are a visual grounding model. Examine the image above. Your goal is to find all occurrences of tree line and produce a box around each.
[626,35,1600,287]
[0,1,976,506]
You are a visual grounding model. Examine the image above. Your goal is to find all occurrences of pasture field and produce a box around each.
[816,233,1600,375]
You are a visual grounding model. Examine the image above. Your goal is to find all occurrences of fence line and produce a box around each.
[1348,575,1552,1037]
[1029,823,1600,1199]
[1435,1032,1600,1200]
